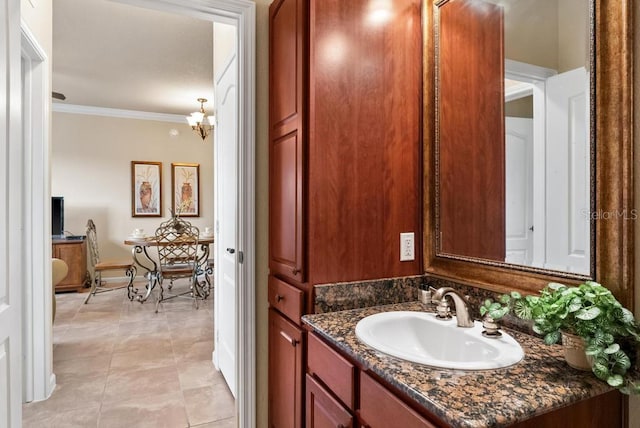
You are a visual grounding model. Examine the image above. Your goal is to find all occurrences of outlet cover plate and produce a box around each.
[400,232,415,261]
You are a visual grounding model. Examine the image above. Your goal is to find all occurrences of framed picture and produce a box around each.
[172,163,200,217]
[131,161,162,217]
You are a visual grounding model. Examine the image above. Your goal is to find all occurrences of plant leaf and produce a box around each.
[576,307,601,320]
[544,331,561,345]
[585,344,601,356]
[611,351,631,372]
[513,300,532,320]
[548,282,565,291]
[620,308,635,324]
[568,297,582,313]
[592,362,609,380]
[490,307,509,320]
[604,343,620,354]
[607,374,624,387]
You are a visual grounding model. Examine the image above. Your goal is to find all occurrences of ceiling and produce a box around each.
[52,0,214,116]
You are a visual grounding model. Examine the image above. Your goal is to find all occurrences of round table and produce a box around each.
[124,235,214,303]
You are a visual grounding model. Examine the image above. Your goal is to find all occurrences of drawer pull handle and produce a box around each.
[292,267,300,275]
[280,330,299,347]
[275,294,284,302]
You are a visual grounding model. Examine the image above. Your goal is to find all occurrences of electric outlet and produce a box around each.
[400,232,415,261]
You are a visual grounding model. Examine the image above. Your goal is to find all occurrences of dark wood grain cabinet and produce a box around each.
[269,309,304,428]
[306,375,353,428]
[269,0,306,285]
[359,372,436,428]
[268,0,423,289]
[269,0,422,426]
[52,238,88,292]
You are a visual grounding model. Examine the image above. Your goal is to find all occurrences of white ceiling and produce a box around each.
[52,0,214,116]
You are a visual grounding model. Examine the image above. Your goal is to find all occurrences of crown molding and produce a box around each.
[52,103,186,124]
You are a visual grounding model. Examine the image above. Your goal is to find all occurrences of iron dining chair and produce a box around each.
[85,219,137,304]
[154,217,206,312]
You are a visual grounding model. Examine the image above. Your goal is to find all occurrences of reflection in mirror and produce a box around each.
[435,0,593,275]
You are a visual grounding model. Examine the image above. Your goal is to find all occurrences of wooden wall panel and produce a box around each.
[307,0,423,285]
[437,0,505,261]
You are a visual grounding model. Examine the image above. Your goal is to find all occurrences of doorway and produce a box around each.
[24,0,255,427]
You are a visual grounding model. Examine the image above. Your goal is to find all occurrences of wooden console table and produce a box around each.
[52,238,89,292]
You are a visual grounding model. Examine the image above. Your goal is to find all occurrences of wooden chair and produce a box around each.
[84,219,137,304]
[154,217,205,312]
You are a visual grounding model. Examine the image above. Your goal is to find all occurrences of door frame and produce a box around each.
[113,1,256,425]
[3,0,25,424]
[504,59,556,269]
[21,21,55,403]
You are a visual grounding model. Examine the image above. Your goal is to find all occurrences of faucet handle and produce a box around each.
[435,299,452,320]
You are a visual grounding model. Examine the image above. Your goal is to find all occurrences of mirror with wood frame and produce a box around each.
[434,0,593,276]
[423,0,633,307]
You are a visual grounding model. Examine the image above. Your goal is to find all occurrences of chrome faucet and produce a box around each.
[429,287,474,328]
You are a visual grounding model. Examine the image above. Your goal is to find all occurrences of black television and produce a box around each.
[52,196,64,238]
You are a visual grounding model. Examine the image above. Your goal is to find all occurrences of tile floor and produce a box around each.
[23,281,236,428]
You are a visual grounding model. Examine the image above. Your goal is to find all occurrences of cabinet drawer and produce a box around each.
[308,333,355,410]
[306,374,353,428]
[359,372,436,428]
[269,275,304,323]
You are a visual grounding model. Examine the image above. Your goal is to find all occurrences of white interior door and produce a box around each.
[505,117,534,265]
[545,67,590,274]
[214,51,238,397]
[1,0,25,425]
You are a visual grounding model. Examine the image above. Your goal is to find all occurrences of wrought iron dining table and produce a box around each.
[123,235,214,303]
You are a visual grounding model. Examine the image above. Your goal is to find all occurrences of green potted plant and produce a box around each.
[483,281,640,394]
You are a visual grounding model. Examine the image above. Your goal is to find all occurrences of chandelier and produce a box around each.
[186,98,215,140]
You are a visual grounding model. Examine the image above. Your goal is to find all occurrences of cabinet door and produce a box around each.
[359,372,436,428]
[53,241,87,290]
[269,0,306,283]
[269,309,304,428]
[306,375,353,428]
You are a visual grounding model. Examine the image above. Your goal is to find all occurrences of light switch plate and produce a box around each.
[400,232,415,261]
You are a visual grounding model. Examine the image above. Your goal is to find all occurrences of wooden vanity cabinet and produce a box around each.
[269,0,422,425]
[308,331,623,428]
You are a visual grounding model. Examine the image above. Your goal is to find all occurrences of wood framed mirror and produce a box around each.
[423,0,634,308]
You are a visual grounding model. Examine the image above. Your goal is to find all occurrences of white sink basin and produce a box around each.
[355,311,524,370]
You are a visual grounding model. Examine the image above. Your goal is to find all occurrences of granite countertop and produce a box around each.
[302,301,612,428]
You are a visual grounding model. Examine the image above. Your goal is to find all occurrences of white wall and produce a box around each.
[52,112,215,264]
[505,0,587,72]
[21,0,52,57]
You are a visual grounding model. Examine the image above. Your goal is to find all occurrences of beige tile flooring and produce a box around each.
[23,281,236,428]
